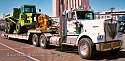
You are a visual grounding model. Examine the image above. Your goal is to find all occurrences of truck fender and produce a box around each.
[76,33,93,46]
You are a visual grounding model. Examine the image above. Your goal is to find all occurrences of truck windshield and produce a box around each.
[24,7,36,13]
[76,11,94,20]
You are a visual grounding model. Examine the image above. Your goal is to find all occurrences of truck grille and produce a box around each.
[104,19,117,41]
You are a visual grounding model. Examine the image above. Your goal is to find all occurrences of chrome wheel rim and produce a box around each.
[80,43,88,56]
[32,35,38,45]
[40,35,46,47]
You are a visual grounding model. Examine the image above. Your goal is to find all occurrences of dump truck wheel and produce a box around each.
[78,38,96,59]
[39,34,48,49]
[16,22,21,34]
[5,22,14,34]
[32,34,39,47]
[4,23,8,33]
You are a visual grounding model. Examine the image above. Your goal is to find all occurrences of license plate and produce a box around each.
[100,41,122,51]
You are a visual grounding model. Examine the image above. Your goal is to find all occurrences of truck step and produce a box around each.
[62,43,75,46]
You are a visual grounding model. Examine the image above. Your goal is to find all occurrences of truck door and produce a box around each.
[67,12,77,35]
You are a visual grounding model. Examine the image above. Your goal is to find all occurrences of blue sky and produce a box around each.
[0,0,52,19]
[90,0,125,12]
[0,0,125,19]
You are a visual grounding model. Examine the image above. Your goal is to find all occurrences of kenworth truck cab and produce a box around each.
[60,9,123,59]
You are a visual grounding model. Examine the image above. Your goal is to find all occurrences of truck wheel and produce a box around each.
[16,22,21,34]
[78,38,96,59]
[39,34,48,49]
[4,23,9,33]
[32,34,39,47]
[5,22,14,34]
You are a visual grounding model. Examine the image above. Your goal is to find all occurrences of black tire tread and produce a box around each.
[78,38,96,59]
[39,34,48,49]
[32,34,39,47]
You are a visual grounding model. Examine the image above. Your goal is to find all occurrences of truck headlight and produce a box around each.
[97,35,104,40]
[118,33,122,37]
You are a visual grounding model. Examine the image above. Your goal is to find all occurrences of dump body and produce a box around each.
[4,5,42,34]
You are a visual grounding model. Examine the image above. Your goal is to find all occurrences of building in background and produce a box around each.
[95,10,125,20]
[52,0,90,17]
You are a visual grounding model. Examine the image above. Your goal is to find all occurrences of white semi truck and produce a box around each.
[2,0,123,59]
[3,8,123,59]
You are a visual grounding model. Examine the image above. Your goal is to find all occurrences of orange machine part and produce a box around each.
[36,14,49,30]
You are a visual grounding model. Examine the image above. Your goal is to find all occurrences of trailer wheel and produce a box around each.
[32,34,39,47]
[78,38,95,59]
[39,34,48,49]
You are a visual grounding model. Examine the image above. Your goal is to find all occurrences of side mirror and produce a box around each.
[67,11,72,19]
[39,9,41,12]
[73,15,76,20]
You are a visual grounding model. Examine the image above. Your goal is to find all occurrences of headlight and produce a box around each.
[118,33,122,37]
[120,27,123,30]
[97,35,104,40]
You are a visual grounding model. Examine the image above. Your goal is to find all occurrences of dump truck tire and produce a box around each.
[4,23,8,33]
[16,22,21,34]
[5,22,14,34]
[78,38,96,59]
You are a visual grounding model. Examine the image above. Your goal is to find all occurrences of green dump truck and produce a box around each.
[4,5,40,34]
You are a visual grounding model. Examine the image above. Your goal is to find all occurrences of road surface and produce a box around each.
[0,31,125,61]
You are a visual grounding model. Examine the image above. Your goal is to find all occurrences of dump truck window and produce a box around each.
[24,8,30,12]
[23,8,36,13]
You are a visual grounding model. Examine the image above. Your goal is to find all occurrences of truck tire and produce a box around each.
[5,22,14,34]
[39,34,48,49]
[16,22,21,34]
[4,23,9,33]
[78,38,96,59]
[32,34,39,47]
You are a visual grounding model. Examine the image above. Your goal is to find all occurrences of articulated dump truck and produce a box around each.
[3,5,123,59]
[4,5,46,34]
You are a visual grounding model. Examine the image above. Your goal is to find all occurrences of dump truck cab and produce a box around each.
[15,5,39,34]
[18,5,37,27]
[20,5,36,13]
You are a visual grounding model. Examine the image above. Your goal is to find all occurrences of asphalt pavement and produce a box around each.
[0,31,125,61]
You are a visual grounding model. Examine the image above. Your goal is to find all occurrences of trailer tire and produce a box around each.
[78,38,96,59]
[5,35,10,40]
[39,34,48,49]
[32,34,39,47]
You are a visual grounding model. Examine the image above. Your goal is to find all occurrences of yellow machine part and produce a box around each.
[36,14,49,30]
